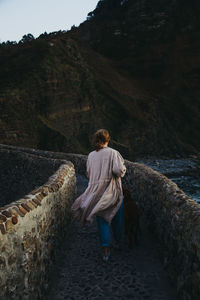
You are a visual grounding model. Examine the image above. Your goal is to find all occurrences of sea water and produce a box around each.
[137,157,200,204]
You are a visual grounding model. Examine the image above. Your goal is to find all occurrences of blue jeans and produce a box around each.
[96,197,124,247]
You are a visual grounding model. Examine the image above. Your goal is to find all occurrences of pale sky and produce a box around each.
[0,0,99,42]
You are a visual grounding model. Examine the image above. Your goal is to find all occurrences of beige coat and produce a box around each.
[71,147,126,224]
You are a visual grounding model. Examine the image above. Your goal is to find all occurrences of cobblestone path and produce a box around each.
[47,175,177,300]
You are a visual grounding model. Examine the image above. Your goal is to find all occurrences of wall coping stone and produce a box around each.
[0,159,73,235]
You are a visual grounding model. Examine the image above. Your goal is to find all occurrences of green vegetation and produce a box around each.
[0,0,199,158]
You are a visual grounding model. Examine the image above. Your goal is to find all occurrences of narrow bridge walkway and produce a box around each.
[47,175,177,300]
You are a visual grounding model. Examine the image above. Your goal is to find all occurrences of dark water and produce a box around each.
[169,175,200,203]
[137,157,200,203]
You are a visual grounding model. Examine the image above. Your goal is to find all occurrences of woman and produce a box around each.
[71,129,126,261]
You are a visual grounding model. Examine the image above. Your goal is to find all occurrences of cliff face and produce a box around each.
[0,0,200,158]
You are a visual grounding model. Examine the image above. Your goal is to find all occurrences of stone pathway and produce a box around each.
[47,175,178,300]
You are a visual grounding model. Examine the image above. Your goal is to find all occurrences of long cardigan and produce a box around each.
[71,146,126,224]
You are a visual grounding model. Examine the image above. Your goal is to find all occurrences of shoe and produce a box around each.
[102,248,110,262]
[102,252,110,262]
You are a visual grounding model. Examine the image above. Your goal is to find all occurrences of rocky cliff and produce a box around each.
[0,0,199,158]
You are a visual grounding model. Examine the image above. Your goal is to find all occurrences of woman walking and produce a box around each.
[71,129,126,261]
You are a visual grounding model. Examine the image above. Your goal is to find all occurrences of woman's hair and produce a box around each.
[93,129,110,151]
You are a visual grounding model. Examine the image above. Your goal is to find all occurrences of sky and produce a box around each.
[0,0,99,43]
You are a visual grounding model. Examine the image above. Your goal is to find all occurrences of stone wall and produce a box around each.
[0,148,68,207]
[37,149,199,300]
[0,144,87,175]
[0,147,76,299]
[1,144,200,299]
[124,161,200,300]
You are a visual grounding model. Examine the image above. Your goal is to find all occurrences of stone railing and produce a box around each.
[0,144,86,175]
[0,147,76,299]
[124,161,200,300]
[45,151,199,300]
[0,145,199,299]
